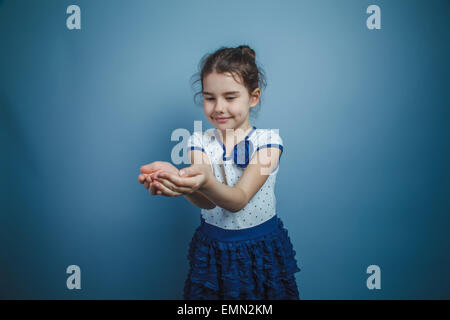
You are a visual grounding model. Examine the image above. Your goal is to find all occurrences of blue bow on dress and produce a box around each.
[232,138,254,169]
[214,126,256,169]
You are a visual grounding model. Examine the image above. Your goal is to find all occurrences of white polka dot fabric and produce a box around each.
[186,127,284,230]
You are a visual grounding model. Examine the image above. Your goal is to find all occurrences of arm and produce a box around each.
[199,179,247,213]
[184,191,217,210]
[150,147,281,212]
[199,147,282,213]
[183,149,216,210]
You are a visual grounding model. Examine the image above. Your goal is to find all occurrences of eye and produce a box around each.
[204,97,235,101]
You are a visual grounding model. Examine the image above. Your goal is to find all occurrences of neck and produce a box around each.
[217,122,253,145]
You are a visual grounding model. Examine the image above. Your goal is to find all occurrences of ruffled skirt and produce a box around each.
[183,215,301,300]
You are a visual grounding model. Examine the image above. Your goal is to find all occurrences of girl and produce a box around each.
[137,45,301,300]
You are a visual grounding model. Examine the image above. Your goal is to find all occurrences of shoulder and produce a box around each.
[248,129,284,174]
[187,130,217,165]
[250,128,284,150]
[187,129,216,146]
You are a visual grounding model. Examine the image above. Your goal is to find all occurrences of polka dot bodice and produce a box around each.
[187,126,284,230]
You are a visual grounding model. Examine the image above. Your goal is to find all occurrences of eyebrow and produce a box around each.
[202,91,240,95]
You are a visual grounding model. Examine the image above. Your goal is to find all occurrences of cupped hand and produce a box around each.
[138,161,180,196]
[151,164,213,196]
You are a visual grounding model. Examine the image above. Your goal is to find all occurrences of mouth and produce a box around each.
[215,117,232,123]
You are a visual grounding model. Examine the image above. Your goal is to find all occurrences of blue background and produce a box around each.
[0,0,449,299]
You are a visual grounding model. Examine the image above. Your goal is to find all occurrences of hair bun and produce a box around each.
[237,45,256,60]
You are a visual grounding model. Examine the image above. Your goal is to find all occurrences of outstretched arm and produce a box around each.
[153,147,281,213]
[142,151,216,210]
[184,149,216,209]
[198,147,282,212]
[184,190,216,210]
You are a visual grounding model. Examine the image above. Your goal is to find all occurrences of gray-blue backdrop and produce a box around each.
[0,0,449,299]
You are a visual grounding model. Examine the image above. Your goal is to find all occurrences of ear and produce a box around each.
[249,88,261,108]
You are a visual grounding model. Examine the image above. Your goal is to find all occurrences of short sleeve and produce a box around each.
[187,131,206,153]
[255,129,284,158]
[187,131,214,170]
[249,129,284,175]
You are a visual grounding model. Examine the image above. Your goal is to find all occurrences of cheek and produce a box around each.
[203,104,214,118]
[228,102,246,116]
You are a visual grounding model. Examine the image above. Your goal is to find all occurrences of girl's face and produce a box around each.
[202,71,260,134]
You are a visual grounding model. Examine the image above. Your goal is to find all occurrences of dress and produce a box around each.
[183,126,301,299]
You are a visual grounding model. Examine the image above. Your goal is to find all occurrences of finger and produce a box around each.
[156,171,200,189]
[150,182,157,195]
[152,174,188,193]
[138,174,147,184]
[140,161,166,174]
[144,181,149,189]
[148,170,165,182]
[153,180,182,197]
[150,180,167,195]
[178,166,201,177]
[140,163,157,174]
[154,176,193,194]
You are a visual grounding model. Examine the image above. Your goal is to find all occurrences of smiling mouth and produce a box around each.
[215,117,232,123]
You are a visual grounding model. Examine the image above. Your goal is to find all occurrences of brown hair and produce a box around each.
[191,45,267,119]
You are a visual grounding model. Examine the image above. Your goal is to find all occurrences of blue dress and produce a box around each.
[183,127,301,299]
[183,215,301,300]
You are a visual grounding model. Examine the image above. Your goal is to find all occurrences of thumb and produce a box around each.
[140,163,157,173]
[179,165,200,177]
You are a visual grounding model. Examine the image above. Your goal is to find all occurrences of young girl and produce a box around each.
[137,45,301,300]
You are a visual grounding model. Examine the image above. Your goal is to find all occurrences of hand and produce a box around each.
[138,161,179,196]
[151,164,213,196]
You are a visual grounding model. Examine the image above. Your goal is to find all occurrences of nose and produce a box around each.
[214,98,226,114]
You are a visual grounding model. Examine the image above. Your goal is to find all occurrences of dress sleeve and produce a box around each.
[187,131,206,153]
[251,129,284,175]
[255,129,284,159]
